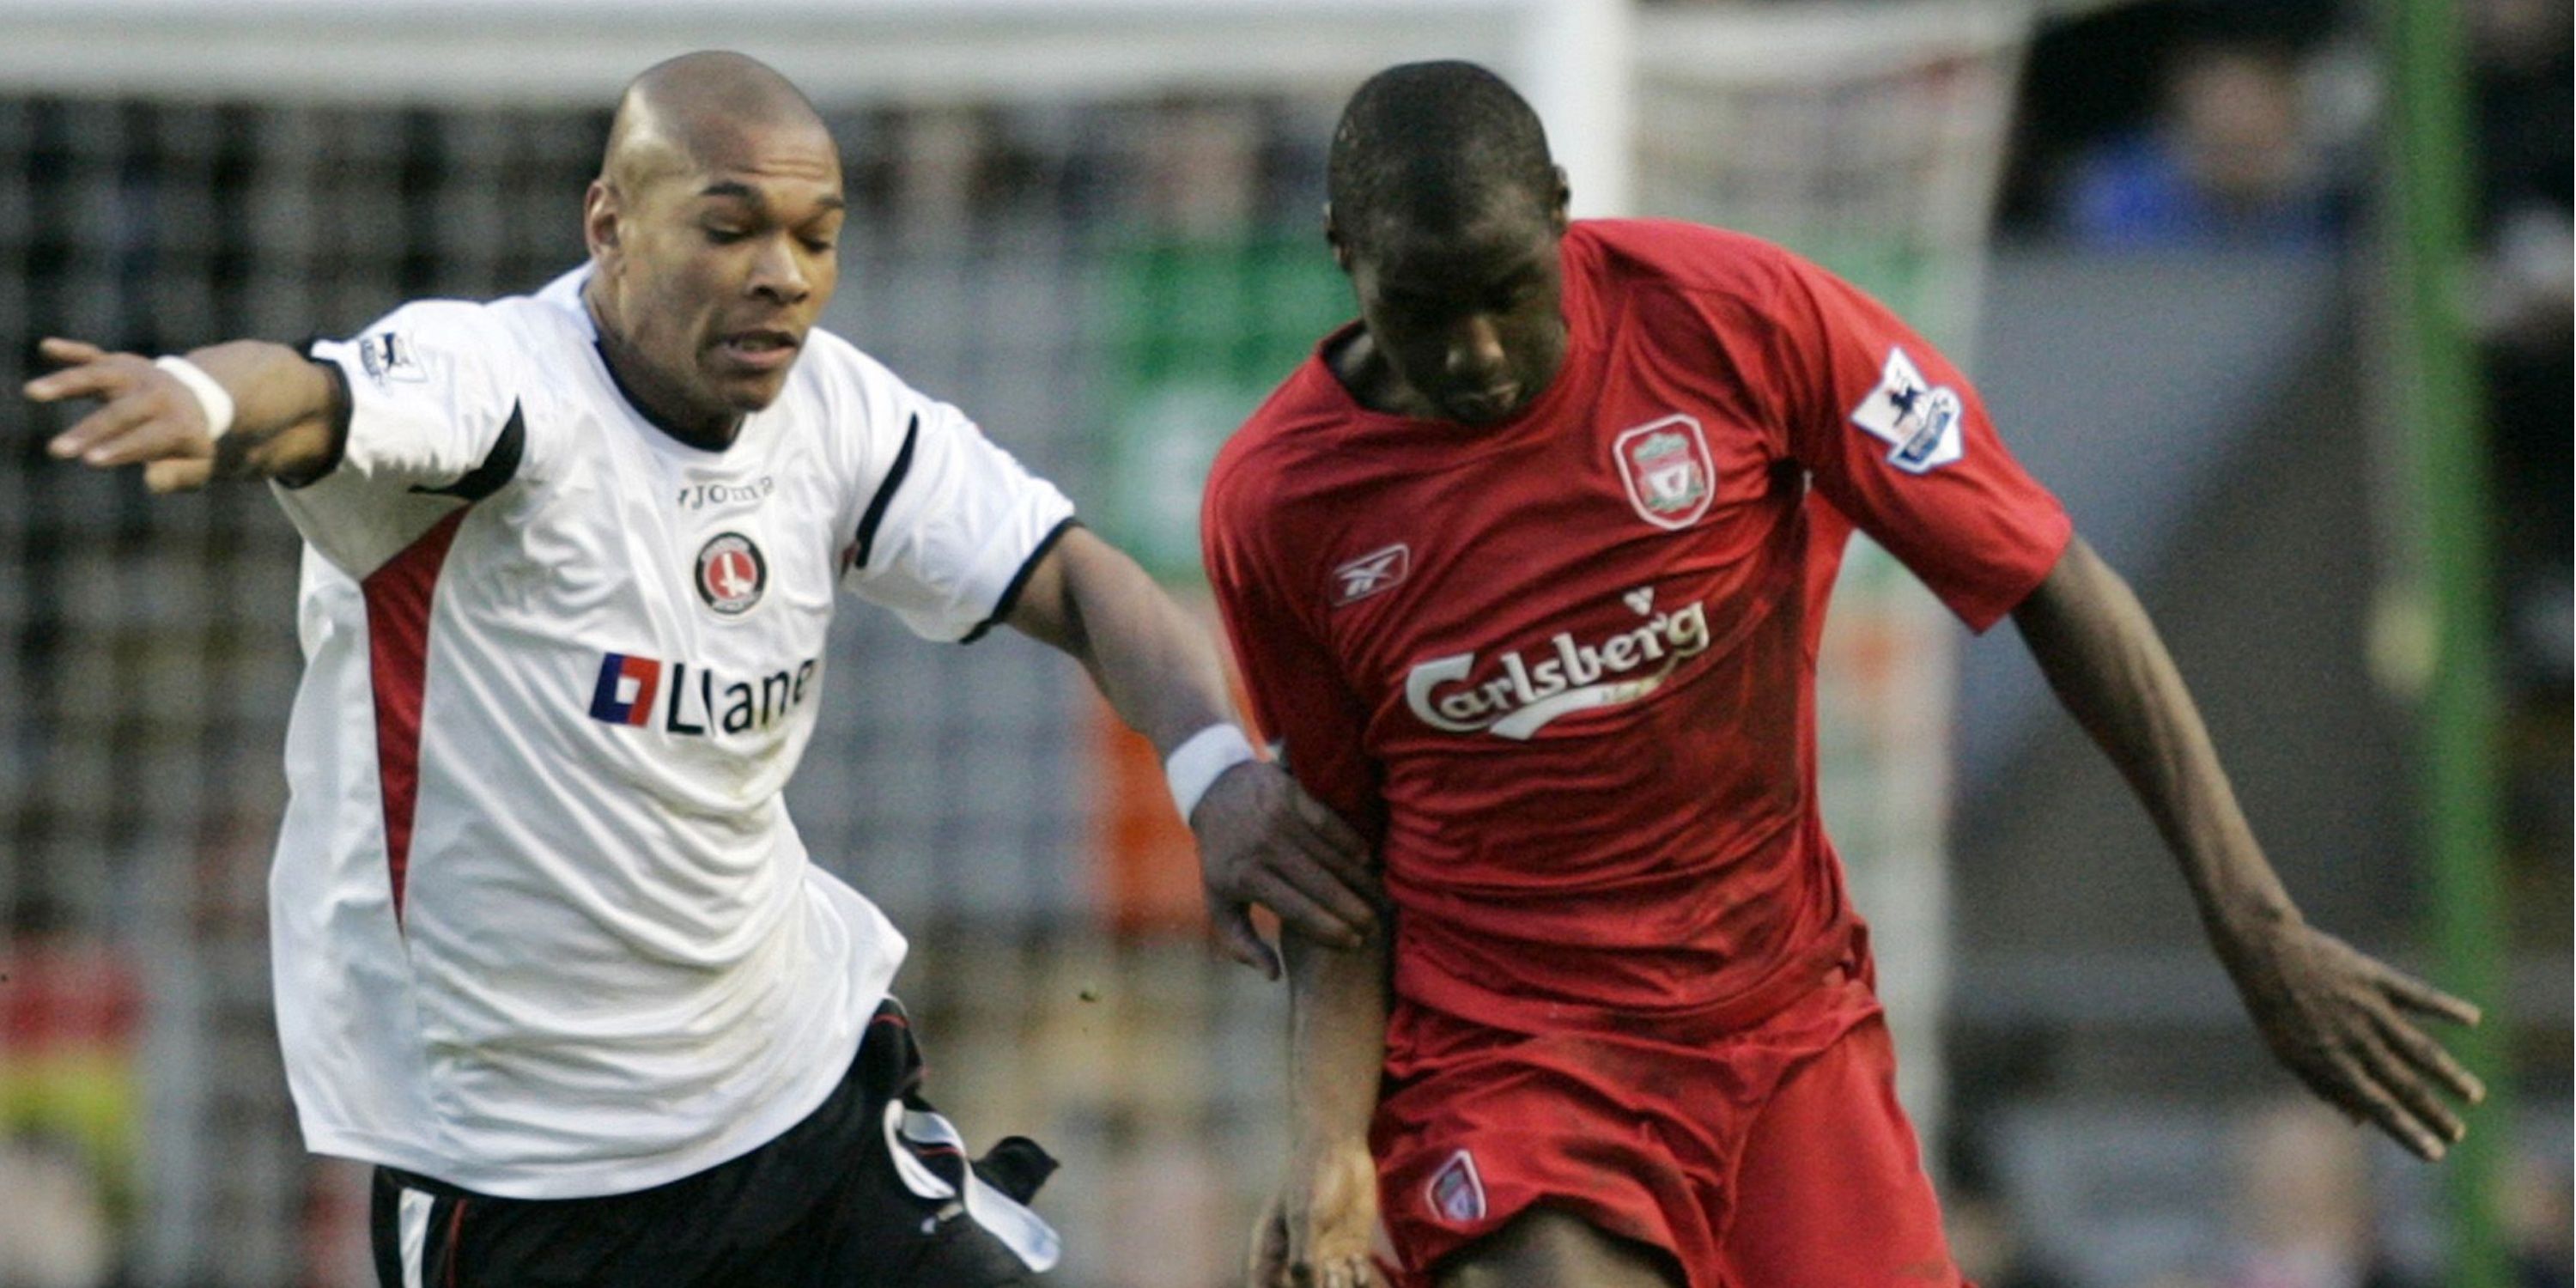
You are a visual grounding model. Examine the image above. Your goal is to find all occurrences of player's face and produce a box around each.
[1343,196,1568,426]
[599,120,844,422]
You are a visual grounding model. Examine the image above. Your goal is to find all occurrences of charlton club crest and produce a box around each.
[696,532,769,616]
[1613,414,1716,531]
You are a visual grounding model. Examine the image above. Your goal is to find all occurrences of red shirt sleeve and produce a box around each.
[1754,251,2071,631]
[1200,453,1386,844]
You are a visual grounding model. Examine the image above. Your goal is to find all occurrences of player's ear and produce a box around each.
[1548,167,1571,234]
[584,179,623,263]
[1323,204,1352,275]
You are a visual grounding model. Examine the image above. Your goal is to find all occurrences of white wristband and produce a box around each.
[155,355,236,443]
[1166,723,1257,823]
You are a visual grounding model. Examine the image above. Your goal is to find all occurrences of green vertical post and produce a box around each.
[2381,1,2509,1284]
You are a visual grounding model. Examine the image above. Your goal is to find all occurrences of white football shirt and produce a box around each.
[267,267,1074,1198]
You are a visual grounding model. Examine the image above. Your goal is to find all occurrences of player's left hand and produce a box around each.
[2224,917,2484,1160]
[1248,1136,1384,1288]
[1192,761,1378,981]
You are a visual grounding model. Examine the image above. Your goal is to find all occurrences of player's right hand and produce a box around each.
[1193,761,1379,980]
[1248,1136,1384,1288]
[24,337,219,493]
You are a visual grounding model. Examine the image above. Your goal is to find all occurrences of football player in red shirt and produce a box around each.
[1197,61,2485,1288]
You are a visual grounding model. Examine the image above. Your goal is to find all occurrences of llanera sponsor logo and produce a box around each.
[588,651,818,736]
[1404,587,1709,740]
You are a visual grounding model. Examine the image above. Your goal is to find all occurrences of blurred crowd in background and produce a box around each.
[1950,1097,2572,1288]
[0,1,2565,1285]
[2002,0,2568,687]
[1969,3,2571,1285]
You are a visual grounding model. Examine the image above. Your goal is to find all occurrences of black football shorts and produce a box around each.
[368,999,1059,1287]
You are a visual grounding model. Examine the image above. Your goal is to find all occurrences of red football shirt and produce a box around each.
[1202,219,2070,1038]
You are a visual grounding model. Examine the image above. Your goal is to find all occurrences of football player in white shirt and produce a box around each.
[23,52,1377,1287]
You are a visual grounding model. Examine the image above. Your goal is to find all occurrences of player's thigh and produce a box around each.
[368,1167,698,1288]
[1719,1016,1960,1286]
[1433,1206,1683,1288]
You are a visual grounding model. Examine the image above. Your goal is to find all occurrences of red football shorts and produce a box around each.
[1370,973,1965,1287]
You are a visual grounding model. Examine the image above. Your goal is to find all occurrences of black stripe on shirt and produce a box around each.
[410,402,526,502]
[276,346,355,490]
[851,413,920,572]
[960,515,1081,646]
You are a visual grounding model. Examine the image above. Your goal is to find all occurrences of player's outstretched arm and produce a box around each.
[1005,526,1378,975]
[1249,923,1391,1288]
[25,337,343,492]
[2012,533,2486,1160]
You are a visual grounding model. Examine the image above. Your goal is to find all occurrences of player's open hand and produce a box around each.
[1249,1137,1384,1288]
[1193,761,1378,979]
[2226,918,2485,1160]
[24,337,219,493]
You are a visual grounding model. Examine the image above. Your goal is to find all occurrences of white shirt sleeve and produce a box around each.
[276,300,532,579]
[838,384,1077,644]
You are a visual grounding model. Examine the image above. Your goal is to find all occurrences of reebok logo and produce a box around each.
[1404,587,1709,740]
[1330,543,1410,607]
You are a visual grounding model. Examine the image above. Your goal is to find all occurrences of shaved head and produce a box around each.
[582,52,845,447]
[603,51,832,195]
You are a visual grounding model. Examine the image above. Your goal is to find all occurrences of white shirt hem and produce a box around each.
[297,1002,878,1200]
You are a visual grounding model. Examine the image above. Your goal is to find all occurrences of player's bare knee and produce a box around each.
[1432,1207,1682,1288]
